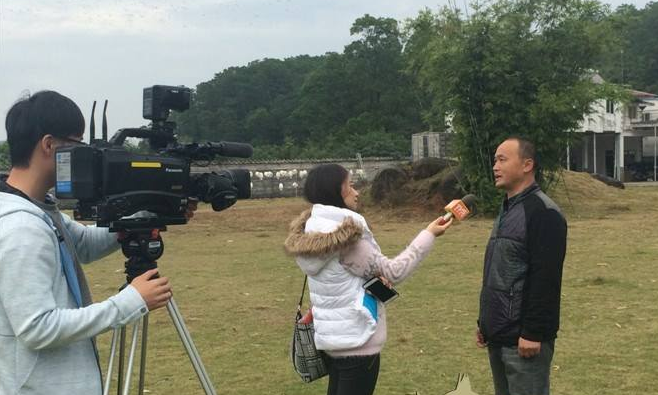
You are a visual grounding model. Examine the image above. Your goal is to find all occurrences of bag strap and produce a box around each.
[296,276,308,320]
[297,276,307,310]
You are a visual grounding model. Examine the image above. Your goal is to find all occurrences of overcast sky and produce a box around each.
[0,0,652,141]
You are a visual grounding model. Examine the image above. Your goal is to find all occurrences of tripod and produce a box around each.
[102,226,217,395]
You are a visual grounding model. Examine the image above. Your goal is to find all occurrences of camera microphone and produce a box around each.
[208,142,253,158]
[439,194,477,224]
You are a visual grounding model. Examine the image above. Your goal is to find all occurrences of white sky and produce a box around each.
[0,0,652,141]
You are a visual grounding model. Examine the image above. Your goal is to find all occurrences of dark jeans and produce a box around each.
[487,340,555,395]
[324,353,380,395]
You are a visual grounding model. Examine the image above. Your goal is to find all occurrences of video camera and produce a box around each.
[54,85,252,229]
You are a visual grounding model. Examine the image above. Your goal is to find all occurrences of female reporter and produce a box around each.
[284,164,452,395]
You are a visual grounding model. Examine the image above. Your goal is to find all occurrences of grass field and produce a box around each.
[85,172,658,395]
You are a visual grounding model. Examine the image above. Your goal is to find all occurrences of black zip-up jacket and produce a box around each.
[478,183,567,346]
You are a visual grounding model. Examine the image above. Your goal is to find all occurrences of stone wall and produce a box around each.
[192,157,407,198]
[411,132,455,161]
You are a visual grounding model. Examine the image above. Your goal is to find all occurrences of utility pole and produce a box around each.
[653,125,658,181]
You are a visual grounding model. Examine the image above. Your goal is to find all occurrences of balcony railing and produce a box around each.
[630,119,658,126]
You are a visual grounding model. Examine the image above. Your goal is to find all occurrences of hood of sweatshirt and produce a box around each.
[0,189,50,223]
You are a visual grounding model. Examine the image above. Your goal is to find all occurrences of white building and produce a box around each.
[570,77,658,182]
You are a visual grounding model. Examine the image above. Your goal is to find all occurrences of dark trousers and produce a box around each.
[324,353,380,395]
[487,340,555,395]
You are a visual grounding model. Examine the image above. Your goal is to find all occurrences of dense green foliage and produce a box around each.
[408,0,629,210]
[0,142,9,170]
[596,2,658,93]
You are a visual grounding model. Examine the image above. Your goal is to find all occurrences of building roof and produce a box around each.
[630,89,658,99]
[590,72,657,99]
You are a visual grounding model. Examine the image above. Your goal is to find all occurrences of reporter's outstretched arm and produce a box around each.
[340,218,452,285]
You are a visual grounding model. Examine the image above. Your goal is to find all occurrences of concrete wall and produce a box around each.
[578,99,625,134]
[643,137,658,158]
[192,157,408,198]
[411,132,454,161]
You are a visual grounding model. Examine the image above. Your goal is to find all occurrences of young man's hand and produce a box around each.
[131,269,172,311]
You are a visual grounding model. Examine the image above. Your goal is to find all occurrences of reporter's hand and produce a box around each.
[379,276,393,289]
[426,217,453,237]
[131,269,172,311]
[476,328,487,348]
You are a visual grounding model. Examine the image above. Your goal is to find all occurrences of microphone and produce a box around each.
[208,142,254,158]
[439,194,477,224]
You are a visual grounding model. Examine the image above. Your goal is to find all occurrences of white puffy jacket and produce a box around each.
[285,204,379,351]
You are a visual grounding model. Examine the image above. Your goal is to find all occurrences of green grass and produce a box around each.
[84,176,658,395]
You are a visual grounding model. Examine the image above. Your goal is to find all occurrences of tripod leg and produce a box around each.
[117,325,127,395]
[138,314,149,395]
[103,328,121,395]
[166,298,218,395]
[122,319,141,395]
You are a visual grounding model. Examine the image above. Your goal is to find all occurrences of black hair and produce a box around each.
[505,135,539,173]
[303,164,350,209]
[5,90,85,168]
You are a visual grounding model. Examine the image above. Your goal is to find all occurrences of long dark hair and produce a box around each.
[303,164,349,209]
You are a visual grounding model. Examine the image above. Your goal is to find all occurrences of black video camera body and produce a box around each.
[55,85,252,228]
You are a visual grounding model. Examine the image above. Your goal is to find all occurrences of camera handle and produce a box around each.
[103,229,218,395]
[108,127,176,150]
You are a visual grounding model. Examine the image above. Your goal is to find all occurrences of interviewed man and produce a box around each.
[476,137,567,395]
[0,91,188,395]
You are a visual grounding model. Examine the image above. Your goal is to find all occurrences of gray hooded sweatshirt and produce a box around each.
[0,191,148,395]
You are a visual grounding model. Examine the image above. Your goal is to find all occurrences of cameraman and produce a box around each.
[0,91,183,395]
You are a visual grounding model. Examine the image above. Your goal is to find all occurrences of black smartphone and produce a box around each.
[363,278,399,304]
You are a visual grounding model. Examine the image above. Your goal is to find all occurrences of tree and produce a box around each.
[171,56,324,145]
[344,14,424,136]
[0,142,10,170]
[344,14,403,111]
[402,8,455,131]
[410,0,620,211]
[290,53,355,143]
[597,3,658,93]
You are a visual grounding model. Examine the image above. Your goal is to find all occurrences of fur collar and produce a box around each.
[284,209,363,257]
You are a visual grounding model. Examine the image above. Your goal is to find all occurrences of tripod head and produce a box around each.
[115,219,168,283]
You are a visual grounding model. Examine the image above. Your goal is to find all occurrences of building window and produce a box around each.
[643,112,651,122]
[628,106,637,119]
[606,100,615,114]
[422,136,429,158]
